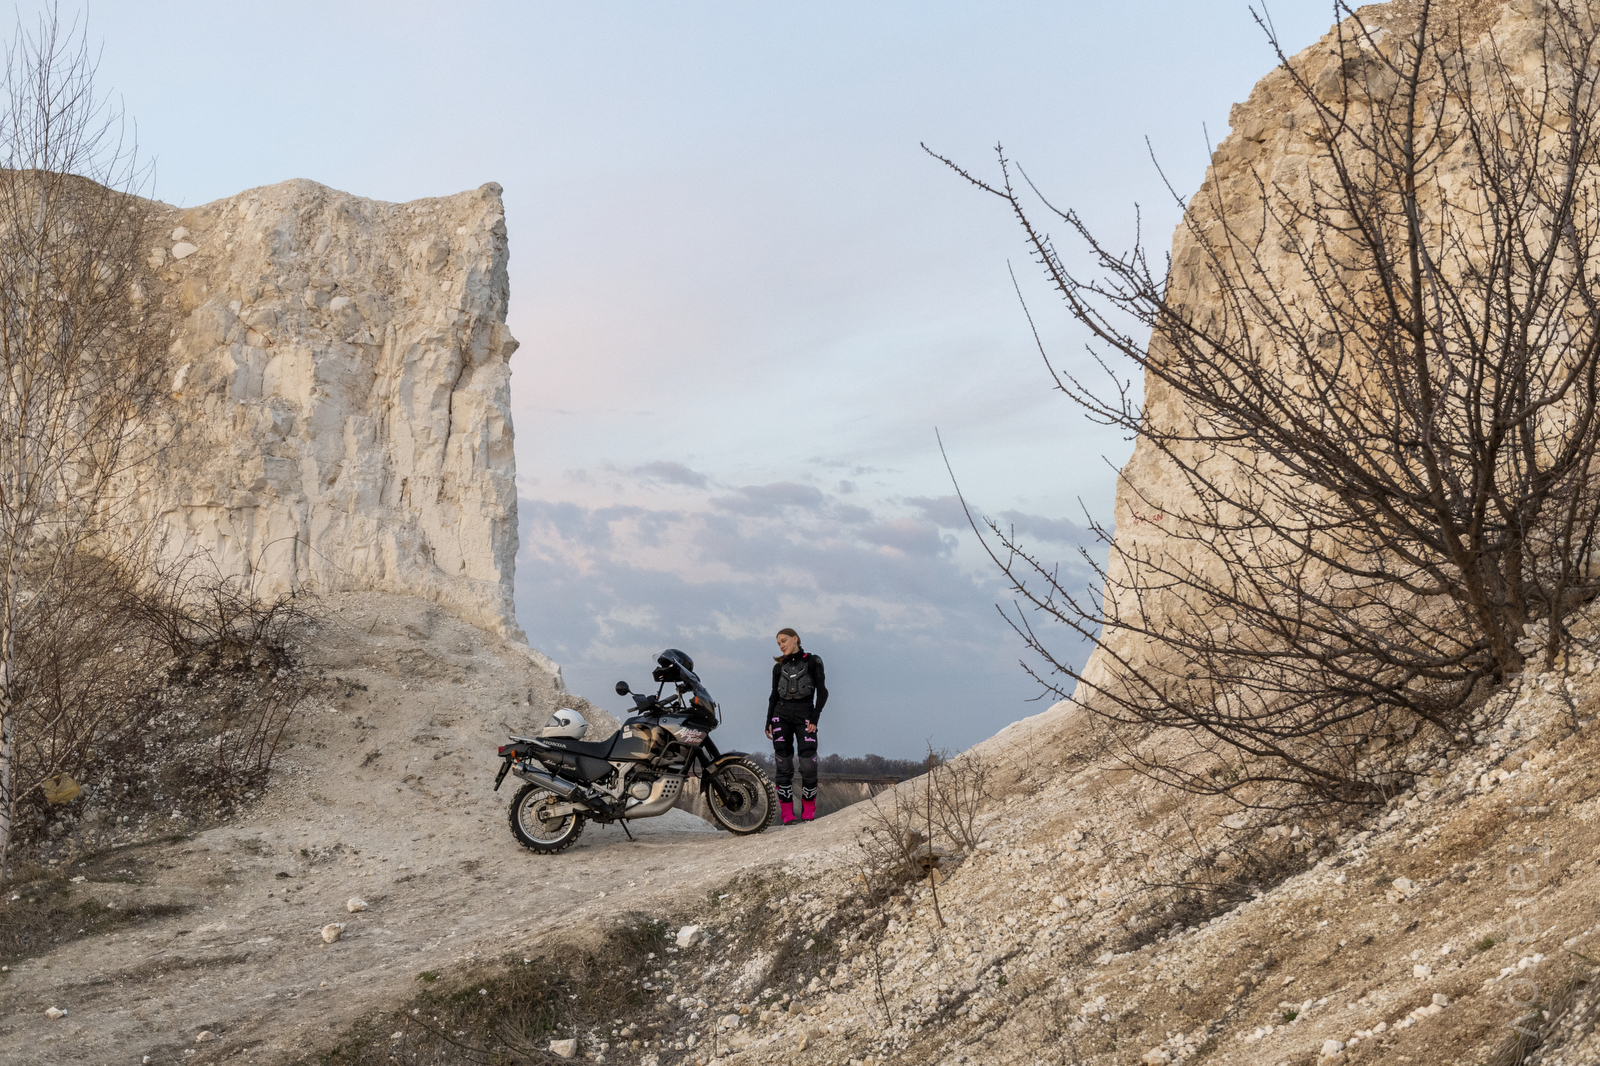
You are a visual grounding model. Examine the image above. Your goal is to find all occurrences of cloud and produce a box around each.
[633,461,709,488]
[710,481,827,516]
[908,494,974,530]
[521,499,620,548]
[513,479,1103,756]
[858,518,954,557]
[909,495,1089,546]
[809,459,887,476]
[997,510,1088,545]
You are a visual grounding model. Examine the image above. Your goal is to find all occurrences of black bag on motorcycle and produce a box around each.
[543,749,612,782]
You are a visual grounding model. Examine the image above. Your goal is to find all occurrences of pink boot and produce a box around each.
[780,802,797,825]
[801,799,816,821]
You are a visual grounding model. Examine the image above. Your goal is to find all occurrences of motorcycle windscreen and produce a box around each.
[686,682,719,724]
[653,648,702,688]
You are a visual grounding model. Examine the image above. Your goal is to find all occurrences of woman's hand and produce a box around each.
[804,719,816,734]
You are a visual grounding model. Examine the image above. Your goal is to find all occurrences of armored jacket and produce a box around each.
[768,650,828,720]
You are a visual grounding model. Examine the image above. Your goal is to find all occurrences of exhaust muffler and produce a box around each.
[512,763,581,800]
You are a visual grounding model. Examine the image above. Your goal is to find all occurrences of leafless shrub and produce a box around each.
[863,927,897,1027]
[128,557,304,670]
[857,747,988,926]
[1124,807,1316,948]
[9,552,153,804]
[933,1,1600,808]
[187,634,313,782]
[931,749,993,851]
[856,784,925,896]
[126,560,314,780]
[1484,969,1594,1066]
[0,10,167,873]
[920,745,946,928]
[5,552,315,862]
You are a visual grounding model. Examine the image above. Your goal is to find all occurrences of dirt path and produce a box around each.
[0,594,849,1066]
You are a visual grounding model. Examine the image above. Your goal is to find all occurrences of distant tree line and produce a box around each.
[743,751,940,781]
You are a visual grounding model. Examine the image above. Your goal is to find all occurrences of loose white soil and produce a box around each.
[7,591,1600,1066]
[0,594,851,1065]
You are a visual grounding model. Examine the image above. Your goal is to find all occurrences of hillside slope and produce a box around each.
[0,594,854,1065]
[1,592,1595,1066]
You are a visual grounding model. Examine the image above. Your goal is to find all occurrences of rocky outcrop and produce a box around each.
[130,179,523,638]
[1079,0,1560,700]
[656,654,1600,1066]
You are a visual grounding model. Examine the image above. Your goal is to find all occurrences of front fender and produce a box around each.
[700,751,759,802]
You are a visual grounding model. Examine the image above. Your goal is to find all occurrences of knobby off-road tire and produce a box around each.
[509,783,586,853]
[705,757,778,835]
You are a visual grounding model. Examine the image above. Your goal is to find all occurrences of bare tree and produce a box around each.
[0,11,162,875]
[935,1,1600,805]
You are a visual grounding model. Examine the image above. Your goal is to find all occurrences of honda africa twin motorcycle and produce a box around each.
[493,649,778,853]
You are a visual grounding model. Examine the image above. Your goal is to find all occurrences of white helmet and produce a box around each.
[541,708,588,739]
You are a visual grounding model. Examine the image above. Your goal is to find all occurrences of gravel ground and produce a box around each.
[0,593,850,1066]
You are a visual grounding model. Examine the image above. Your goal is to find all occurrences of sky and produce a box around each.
[67,0,1335,757]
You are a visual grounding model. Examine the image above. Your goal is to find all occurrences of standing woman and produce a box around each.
[767,627,828,824]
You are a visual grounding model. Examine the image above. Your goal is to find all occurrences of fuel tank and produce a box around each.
[611,718,669,762]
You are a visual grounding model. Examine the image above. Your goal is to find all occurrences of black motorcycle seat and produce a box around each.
[543,735,616,760]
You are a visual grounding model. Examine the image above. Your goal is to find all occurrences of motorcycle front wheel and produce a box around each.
[509,783,586,853]
[705,757,778,835]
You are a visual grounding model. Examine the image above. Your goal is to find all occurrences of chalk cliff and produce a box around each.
[1078,0,1551,702]
[131,179,525,640]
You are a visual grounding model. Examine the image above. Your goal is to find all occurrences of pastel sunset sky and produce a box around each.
[77,0,1332,755]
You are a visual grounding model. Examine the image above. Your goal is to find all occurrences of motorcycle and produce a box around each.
[493,649,778,852]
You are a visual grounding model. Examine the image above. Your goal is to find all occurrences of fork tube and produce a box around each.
[698,746,733,805]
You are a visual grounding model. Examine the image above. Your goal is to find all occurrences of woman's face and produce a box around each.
[776,632,799,656]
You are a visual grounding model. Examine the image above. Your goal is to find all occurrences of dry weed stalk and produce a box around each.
[923,744,945,928]
[931,748,993,851]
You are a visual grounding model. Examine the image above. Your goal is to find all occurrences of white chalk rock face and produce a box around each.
[1072,0,1574,713]
[131,178,525,638]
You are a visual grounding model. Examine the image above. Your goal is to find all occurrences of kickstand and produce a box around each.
[620,821,635,842]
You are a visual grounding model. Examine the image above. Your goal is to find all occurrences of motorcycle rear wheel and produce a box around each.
[705,757,778,835]
[509,783,586,853]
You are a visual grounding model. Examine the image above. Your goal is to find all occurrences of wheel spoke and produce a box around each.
[517,789,576,843]
[709,763,773,833]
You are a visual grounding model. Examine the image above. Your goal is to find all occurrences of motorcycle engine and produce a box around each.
[628,778,653,800]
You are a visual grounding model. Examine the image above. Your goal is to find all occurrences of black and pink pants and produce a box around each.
[769,715,818,803]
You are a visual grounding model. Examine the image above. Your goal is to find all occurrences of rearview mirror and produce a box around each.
[615,680,630,696]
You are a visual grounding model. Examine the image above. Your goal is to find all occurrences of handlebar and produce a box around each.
[633,692,684,711]
[624,681,706,716]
